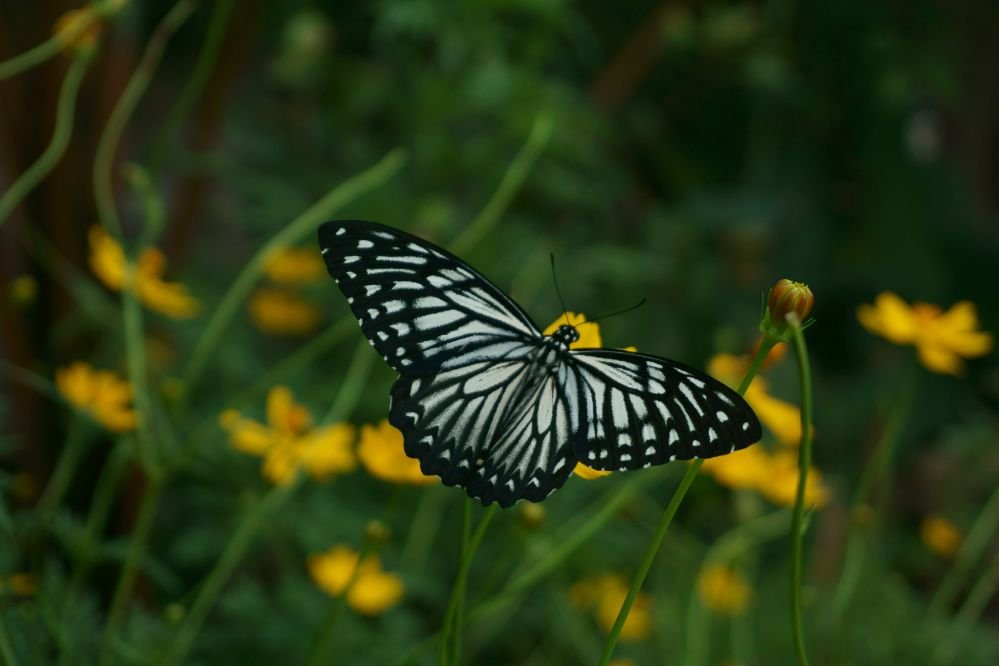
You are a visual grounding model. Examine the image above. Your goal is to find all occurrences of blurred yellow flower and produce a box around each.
[55,362,138,431]
[697,564,751,614]
[308,545,404,615]
[920,514,963,558]
[358,419,435,484]
[701,350,829,508]
[543,311,602,348]
[708,352,804,447]
[570,574,652,642]
[89,227,200,319]
[755,451,830,508]
[0,572,37,597]
[264,247,327,285]
[220,386,355,485]
[573,462,612,480]
[247,288,323,335]
[857,292,993,375]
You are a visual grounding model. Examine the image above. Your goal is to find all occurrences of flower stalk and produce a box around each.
[787,314,814,666]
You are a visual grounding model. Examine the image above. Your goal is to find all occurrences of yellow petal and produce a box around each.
[915,340,963,375]
[573,462,612,480]
[247,288,323,335]
[700,446,770,490]
[358,420,435,484]
[308,546,360,596]
[298,423,357,480]
[347,568,405,615]
[264,247,327,285]
[857,292,918,344]
[746,386,803,447]
[543,312,602,348]
[697,564,751,614]
[756,452,829,508]
[262,445,299,485]
[56,362,97,408]
[225,417,277,456]
[88,226,128,291]
[267,386,296,432]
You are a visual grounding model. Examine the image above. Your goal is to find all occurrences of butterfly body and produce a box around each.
[319,220,762,507]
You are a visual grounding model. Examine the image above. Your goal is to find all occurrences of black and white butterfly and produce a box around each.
[318,220,761,508]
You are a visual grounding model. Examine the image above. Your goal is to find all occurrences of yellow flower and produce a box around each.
[708,352,804,447]
[755,451,830,508]
[697,564,751,614]
[55,362,138,431]
[247,288,323,335]
[308,545,405,615]
[543,312,602,348]
[264,247,327,285]
[220,386,355,485]
[857,292,993,375]
[920,514,962,558]
[702,351,829,508]
[570,574,652,642]
[88,227,200,319]
[358,420,436,484]
[573,462,612,480]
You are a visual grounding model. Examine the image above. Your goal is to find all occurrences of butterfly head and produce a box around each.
[550,324,580,348]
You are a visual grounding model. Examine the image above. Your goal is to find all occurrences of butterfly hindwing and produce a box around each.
[566,349,761,471]
[389,352,578,507]
[318,220,541,376]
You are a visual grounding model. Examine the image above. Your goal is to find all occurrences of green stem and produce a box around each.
[932,551,999,664]
[446,504,497,666]
[320,338,374,425]
[180,147,407,396]
[37,417,90,516]
[787,319,814,666]
[122,264,159,473]
[831,362,917,619]
[306,597,344,666]
[0,605,18,666]
[100,472,166,665]
[148,0,235,172]
[596,337,773,666]
[927,484,999,619]
[93,0,200,239]
[440,502,473,666]
[0,51,91,227]
[449,112,554,256]
[159,481,298,666]
[0,7,101,81]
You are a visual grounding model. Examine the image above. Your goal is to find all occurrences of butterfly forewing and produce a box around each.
[566,349,761,471]
[318,221,541,376]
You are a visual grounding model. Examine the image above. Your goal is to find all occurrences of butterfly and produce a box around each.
[318,220,761,507]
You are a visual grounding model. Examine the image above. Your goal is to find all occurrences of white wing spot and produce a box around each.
[321,247,329,255]
[644,445,656,456]
[357,240,373,249]
[668,430,679,444]
[642,423,655,441]
[344,256,360,264]
[347,297,354,304]
[367,308,379,319]
[742,422,750,431]
[391,322,410,335]
[384,300,404,314]
[336,227,346,236]
[365,285,381,296]
[347,271,357,279]
[716,411,729,422]
[376,331,388,341]
[373,231,394,240]
[708,428,718,442]
[620,454,632,462]
[408,242,428,254]
[692,439,701,448]
[599,449,608,459]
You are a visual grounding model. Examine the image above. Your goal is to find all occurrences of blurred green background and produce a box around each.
[1,1,997,664]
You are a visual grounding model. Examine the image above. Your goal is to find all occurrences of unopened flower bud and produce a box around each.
[364,520,391,545]
[519,502,546,530]
[768,279,814,323]
[760,279,814,342]
[53,9,103,53]
[8,275,37,307]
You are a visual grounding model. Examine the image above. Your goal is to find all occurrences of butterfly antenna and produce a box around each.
[550,253,571,326]
[586,297,648,324]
